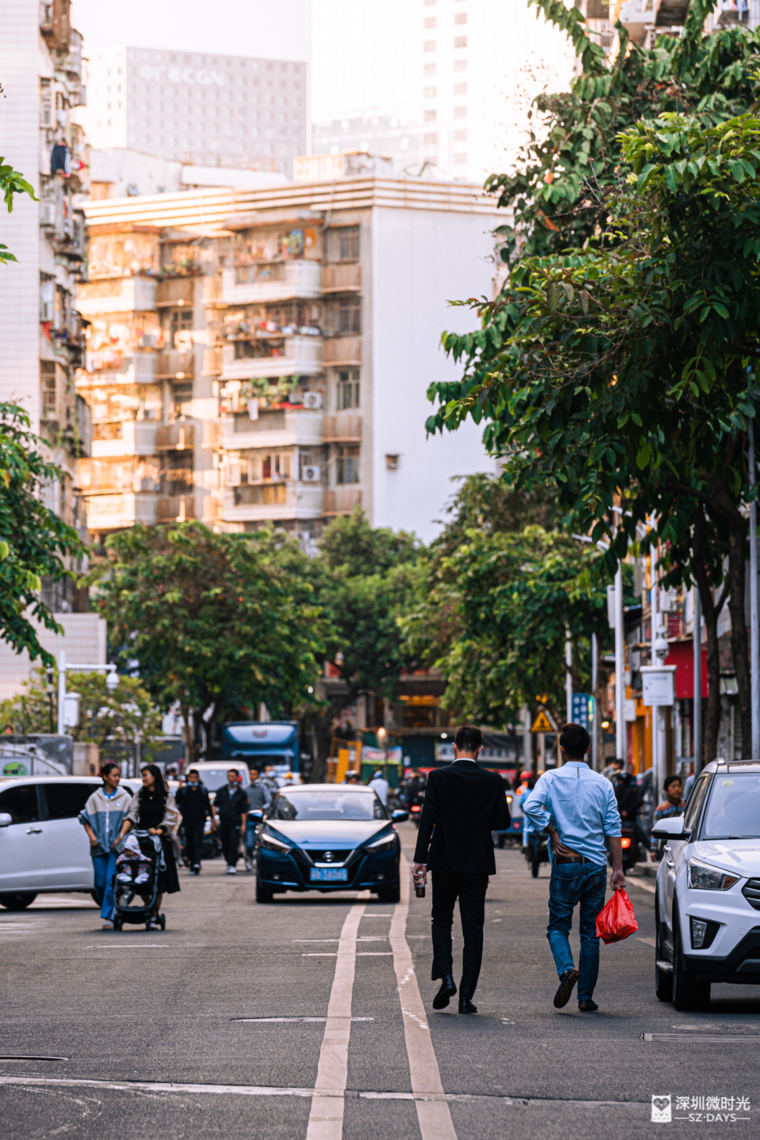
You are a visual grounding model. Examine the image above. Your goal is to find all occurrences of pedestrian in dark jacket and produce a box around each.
[215,769,249,874]
[176,769,216,875]
[245,767,272,870]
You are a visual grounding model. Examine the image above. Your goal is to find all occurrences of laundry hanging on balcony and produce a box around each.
[51,143,71,176]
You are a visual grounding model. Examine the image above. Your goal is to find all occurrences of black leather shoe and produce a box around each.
[578,999,598,1012]
[459,998,478,1014]
[553,968,580,1009]
[433,975,457,1009]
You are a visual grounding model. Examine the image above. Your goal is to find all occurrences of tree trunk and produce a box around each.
[692,508,726,765]
[725,512,751,756]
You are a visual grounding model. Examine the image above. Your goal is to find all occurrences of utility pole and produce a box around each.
[614,563,626,762]
[749,418,760,758]
[591,632,598,771]
[651,547,659,789]
[565,625,573,724]
[693,586,702,774]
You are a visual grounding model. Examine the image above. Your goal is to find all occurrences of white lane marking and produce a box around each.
[356,952,392,956]
[305,896,367,1140]
[293,939,339,943]
[232,1018,374,1024]
[390,856,457,1140]
[626,879,656,895]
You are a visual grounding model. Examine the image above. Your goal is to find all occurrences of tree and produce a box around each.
[86,522,325,762]
[0,669,163,757]
[428,112,760,760]
[0,403,84,664]
[305,509,422,780]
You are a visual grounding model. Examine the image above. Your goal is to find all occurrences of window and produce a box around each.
[335,444,360,485]
[454,11,468,23]
[327,226,360,262]
[172,383,193,419]
[454,58,467,71]
[454,105,467,118]
[683,775,710,831]
[424,63,436,76]
[454,36,468,48]
[43,782,99,820]
[336,369,360,410]
[424,132,438,146]
[454,129,467,141]
[424,109,436,122]
[0,784,39,825]
[335,296,361,335]
[41,361,56,420]
[169,308,193,347]
[424,40,437,52]
[424,86,437,99]
[454,83,467,95]
[424,16,437,27]
[161,449,193,494]
[454,153,468,164]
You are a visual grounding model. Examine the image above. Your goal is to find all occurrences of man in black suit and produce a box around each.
[413,724,511,1014]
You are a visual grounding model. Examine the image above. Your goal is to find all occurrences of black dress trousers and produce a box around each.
[431,869,489,1000]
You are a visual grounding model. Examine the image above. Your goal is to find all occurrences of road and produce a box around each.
[2,823,759,1140]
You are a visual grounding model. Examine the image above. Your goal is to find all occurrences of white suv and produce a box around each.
[0,776,140,911]
[654,758,760,1011]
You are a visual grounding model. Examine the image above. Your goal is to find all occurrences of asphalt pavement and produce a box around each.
[2,823,759,1140]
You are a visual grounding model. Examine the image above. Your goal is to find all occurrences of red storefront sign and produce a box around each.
[664,640,708,699]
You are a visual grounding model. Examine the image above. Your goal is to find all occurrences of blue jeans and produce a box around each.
[246,820,258,857]
[92,852,118,921]
[547,861,607,1002]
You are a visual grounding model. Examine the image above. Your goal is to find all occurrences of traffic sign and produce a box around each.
[531,708,553,733]
[571,693,592,732]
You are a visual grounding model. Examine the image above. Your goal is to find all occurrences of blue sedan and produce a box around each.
[251,784,408,903]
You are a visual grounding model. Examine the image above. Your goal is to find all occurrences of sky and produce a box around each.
[70,0,311,61]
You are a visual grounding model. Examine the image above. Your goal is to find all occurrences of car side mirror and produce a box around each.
[248,809,264,822]
[651,817,691,841]
[391,810,409,823]
[0,812,12,828]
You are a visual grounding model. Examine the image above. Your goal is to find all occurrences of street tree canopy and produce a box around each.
[87,522,325,761]
[0,402,84,664]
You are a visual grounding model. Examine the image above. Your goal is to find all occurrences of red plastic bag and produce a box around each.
[595,888,638,944]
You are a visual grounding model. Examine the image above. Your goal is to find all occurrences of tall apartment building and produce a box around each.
[77,163,500,545]
[0,0,91,609]
[77,47,308,177]
[311,0,573,184]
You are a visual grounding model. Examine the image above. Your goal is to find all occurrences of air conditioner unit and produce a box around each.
[303,391,323,410]
[40,202,56,227]
[302,465,321,483]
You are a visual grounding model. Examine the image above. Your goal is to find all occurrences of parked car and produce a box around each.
[653,758,760,1011]
[253,784,408,904]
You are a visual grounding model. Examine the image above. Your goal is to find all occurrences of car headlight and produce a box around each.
[366,833,397,853]
[686,858,740,891]
[259,832,293,853]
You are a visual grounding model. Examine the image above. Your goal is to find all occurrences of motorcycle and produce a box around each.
[524,830,550,878]
[607,820,641,873]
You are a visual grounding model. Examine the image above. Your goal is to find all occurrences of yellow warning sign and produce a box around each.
[531,709,553,733]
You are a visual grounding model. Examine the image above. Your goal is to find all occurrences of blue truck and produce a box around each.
[221,722,300,776]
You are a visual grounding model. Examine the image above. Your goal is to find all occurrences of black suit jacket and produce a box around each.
[413,761,511,875]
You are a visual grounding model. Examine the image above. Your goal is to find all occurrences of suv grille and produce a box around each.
[305,849,351,865]
[742,879,760,911]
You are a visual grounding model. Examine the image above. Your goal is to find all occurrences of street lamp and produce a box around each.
[57,651,119,735]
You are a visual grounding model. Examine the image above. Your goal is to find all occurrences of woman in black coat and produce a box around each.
[117,764,180,925]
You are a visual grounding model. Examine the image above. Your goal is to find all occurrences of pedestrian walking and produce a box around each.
[245,766,271,871]
[176,768,216,875]
[215,768,249,874]
[368,769,390,805]
[116,764,181,928]
[523,723,625,1013]
[261,765,280,799]
[412,724,511,1014]
[79,762,132,930]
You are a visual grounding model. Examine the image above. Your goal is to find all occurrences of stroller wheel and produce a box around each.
[159,914,166,931]
[145,919,152,930]
[113,917,122,932]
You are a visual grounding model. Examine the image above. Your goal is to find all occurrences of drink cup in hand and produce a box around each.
[414,878,425,899]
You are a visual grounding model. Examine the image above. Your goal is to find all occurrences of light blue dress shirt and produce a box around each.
[522,761,622,868]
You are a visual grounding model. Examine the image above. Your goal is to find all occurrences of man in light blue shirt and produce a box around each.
[523,723,625,1013]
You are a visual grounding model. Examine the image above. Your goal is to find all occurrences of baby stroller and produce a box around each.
[112,831,166,932]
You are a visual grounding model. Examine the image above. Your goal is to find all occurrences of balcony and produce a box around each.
[82,491,158,531]
[156,350,195,380]
[222,408,322,450]
[91,420,158,458]
[203,275,223,304]
[156,278,194,308]
[221,260,322,305]
[157,495,195,522]
[202,420,224,449]
[323,487,362,515]
[82,351,158,386]
[156,422,195,451]
[221,335,323,380]
[322,415,362,442]
[322,264,361,293]
[323,337,362,366]
[76,277,157,316]
[223,479,323,523]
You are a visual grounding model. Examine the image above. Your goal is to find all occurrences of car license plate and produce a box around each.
[310,867,348,883]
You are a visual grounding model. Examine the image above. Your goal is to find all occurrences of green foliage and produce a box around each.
[0,403,84,664]
[491,0,754,261]
[85,522,326,755]
[0,157,37,265]
[0,669,163,754]
[403,521,609,727]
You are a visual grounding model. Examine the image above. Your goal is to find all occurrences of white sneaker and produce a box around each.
[226,866,237,875]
